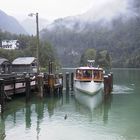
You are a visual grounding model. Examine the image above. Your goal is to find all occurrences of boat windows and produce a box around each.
[83,70,92,78]
[76,69,103,81]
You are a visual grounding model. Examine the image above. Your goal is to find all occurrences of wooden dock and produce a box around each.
[0,73,63,114]
[0,71,113,114]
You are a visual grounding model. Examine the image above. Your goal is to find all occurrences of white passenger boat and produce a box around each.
[74,60,104,95]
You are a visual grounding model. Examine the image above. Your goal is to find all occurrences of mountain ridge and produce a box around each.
[40,4,140,67]
[0,9,27,34]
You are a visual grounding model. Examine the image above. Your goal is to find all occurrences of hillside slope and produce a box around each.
[0,10,27,34]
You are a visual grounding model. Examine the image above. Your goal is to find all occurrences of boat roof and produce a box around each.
[76,66,103,70]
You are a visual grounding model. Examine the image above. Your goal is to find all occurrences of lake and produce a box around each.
[0,68,140,140]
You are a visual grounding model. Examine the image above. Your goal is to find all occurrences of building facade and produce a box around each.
[12,57,37,74]
[1,40,19,50]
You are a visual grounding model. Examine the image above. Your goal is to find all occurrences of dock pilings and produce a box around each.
[37,74,44,98]
[58,73,63,93]
[48,74,55,95]
[65,72,70,92]
[25,75,31,101]
[12,77,16,95]
[104,73,113,95]
[71,72,74,91]
[65,72,74,92]
[0,79,5,114]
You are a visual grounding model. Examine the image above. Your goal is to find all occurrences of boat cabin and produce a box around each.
[75,67,103,82]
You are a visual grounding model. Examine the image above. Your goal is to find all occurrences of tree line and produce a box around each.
[0,29,56,70]
[40,8,140,68]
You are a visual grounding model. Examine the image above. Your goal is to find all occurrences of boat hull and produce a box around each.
[75,89,103,110]
[74,80,103,95]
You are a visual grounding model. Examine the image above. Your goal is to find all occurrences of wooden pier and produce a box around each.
[0,70,113,114]
[0,72,63,114]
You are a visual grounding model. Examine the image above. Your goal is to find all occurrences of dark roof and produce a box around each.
[12,57,36,65]
[0,58,9,65]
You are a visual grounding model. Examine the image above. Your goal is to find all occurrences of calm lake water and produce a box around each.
[0,68,140,140]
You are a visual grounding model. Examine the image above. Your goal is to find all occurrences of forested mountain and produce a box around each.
[40,0,140,68]
[0,30,56,69]
[0,10,27,34]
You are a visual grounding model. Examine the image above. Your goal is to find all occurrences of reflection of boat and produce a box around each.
[74,60,104,95]
[75,90,103,111]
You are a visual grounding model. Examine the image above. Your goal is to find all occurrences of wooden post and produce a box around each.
[66,72,70,92]
[108,73,113,93]
[13,77,16,95]
[25,75,30,101]
[108,74,111,93]
[71,72,74,91]
[43,73,48,94]
[110,72,113,91]
[37,75,44,98]
[0,79,5,114]
[104,75,110,95]
[58,73,63,94]
[48,74,55,95]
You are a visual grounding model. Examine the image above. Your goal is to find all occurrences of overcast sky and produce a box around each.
[0,0,128,21]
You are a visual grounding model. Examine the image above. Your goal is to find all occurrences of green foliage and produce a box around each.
[80,49,111,69]
[0,30,57,70]
[80,48,96,66]
[39,41,55,67]
[41,15,140,68]
[96,50,111,69]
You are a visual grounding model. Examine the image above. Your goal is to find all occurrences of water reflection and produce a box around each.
[74,89,113,124]
[102,95,112,124]
[0,90,114,140]
[0,116,6,140]
[75,90,104,111]
[25,103,31,129]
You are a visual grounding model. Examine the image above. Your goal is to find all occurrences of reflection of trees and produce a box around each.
[25,102,31,129]
[103,95,112,124]
[0,94,64,140]
[0,117,6,140]
[47,97,62,118]
[35,99,44,140]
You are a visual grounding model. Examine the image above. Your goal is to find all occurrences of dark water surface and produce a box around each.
[0,68,140,140]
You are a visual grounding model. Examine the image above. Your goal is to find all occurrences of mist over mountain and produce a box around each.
[21,18,50,35]
[45,0,132,31]
[0,10,27,35]
[40,0,140,67]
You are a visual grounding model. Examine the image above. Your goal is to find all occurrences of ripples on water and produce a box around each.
[1,69,140,140]
[112,85,134,94]
[0,90,140,140]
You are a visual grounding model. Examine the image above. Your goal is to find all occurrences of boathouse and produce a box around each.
[12,57,37,74]
[0,58,11,74]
